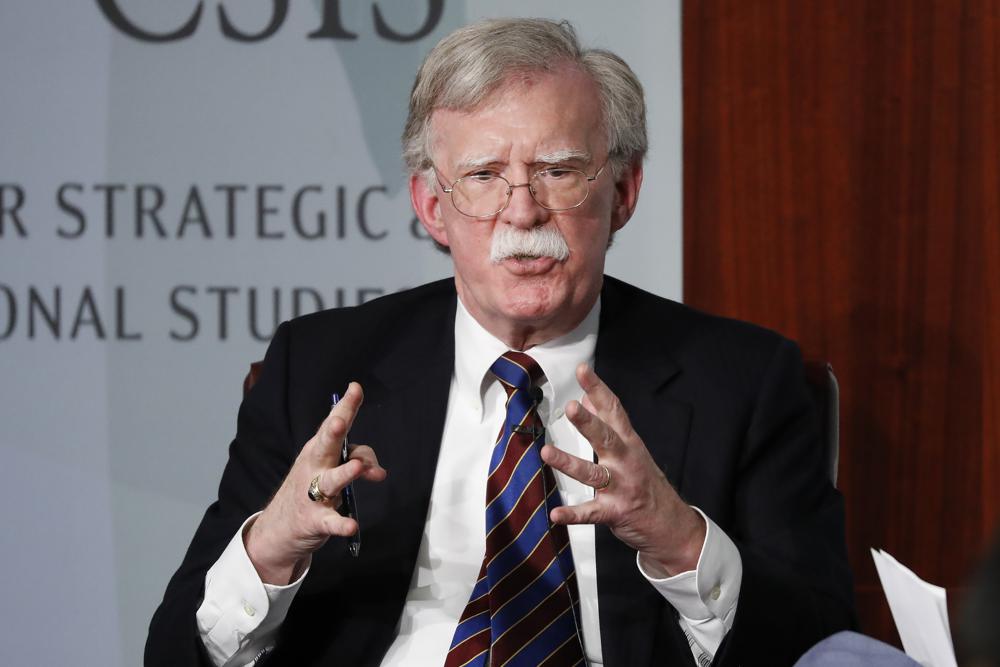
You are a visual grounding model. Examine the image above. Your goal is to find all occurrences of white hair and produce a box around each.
[402,18,647,181]
[489,224,570,264]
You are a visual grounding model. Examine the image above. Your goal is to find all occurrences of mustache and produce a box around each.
[490,224,570,263]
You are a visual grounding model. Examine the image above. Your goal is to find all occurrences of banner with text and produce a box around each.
[0,1,681,663]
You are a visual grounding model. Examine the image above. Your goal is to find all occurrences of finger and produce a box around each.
[540,444,610,489]
[550,499,607,526]
[320,513,359,538]
[333,381,364,428]
[314,382,364,463]
[347,444,388,482]
[316,458,367,499]
[565,398,621,456]
[314,414,347,465]
[576,364,636,439]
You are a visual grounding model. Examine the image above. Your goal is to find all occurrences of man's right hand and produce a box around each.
[243,382,387,585]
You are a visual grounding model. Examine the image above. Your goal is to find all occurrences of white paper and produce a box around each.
[870,548,957,667]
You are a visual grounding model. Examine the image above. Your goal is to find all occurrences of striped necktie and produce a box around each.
[445,351,586,667]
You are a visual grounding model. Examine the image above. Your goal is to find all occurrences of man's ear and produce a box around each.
[610,160,644,233]
[410,171,450,248]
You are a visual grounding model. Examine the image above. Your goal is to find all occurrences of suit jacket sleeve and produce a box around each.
[713,338,855,666]
[145,321,298,667]
[592,280,854,667]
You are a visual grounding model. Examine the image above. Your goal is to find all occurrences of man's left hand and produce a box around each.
[541,364,706,576]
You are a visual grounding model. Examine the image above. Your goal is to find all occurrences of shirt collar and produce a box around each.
[453,296,600,423]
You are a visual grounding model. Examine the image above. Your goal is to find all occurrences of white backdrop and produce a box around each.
[0,2,681,664]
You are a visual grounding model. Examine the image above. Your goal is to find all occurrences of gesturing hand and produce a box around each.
[244,382,387,585]
[540,365,706,576]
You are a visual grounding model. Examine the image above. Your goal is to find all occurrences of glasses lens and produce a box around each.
[531,169,589,210]
[452,175,510,217]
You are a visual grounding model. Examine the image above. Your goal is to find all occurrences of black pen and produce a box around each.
[331,392,361,557]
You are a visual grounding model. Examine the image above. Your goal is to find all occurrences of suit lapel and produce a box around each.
[352,287,456,541]
[333,287,457,659]
[593,278,694,667]
[358,291,456,502]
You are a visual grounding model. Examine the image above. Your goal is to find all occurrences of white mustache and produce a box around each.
[490,224,570,263]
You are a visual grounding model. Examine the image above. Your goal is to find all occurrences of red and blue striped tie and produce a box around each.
[445,351,585,667]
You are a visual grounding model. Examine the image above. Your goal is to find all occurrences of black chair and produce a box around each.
[803,361,840,486]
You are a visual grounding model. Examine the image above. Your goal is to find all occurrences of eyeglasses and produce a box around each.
[433,160,608,219]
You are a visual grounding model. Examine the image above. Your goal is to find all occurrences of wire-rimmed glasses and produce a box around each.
[434,160,608,218]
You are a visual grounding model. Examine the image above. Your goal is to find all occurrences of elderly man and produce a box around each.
[147,18,854,667]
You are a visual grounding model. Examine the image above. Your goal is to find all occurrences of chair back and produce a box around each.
[243,360,263,396]
[803,361,840,486]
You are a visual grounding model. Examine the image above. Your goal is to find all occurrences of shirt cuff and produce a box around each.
[196,512,310,666]
[635,507,742,627]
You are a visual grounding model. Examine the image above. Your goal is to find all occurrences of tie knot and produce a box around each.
[490,350,544,394]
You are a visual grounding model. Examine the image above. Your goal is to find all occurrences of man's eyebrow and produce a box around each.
[455,155,503,171]
[451,150,592,172]
[535,149,592,164]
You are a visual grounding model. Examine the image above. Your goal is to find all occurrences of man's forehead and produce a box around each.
[427,109,602,172]
[426,67,606,171]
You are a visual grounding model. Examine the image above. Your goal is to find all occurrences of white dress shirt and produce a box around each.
[197,296,742,666]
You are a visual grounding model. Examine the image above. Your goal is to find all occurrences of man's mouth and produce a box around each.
[500,254,560,275]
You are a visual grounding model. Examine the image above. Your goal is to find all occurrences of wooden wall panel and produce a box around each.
[974,3,1000,545]
[683,0,999,647]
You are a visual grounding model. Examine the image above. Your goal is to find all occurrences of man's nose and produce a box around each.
[500,181,549,229]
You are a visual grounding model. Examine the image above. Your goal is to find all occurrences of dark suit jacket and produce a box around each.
[146,276,854,667]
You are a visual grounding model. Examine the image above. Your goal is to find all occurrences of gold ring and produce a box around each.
[595,464,611,491]
[307,474,328,503]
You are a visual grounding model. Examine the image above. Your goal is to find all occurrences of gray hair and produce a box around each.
[402,18,647,179]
